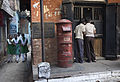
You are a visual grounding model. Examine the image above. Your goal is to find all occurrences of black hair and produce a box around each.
[17,32,21,36]
[77,18,85,25]
[17,32,20,34]
[22,33,24,37]
[81,18,85,23]
[91,21,94,24]
[86,17,91,23]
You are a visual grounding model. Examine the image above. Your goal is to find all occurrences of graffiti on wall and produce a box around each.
[31,0,40,22]
[31,0,62,22]
[44,5,61,19]
[43,0,62,21]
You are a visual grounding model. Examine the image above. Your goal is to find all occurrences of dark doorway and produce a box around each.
[20,0,31,11]
[73,6,104,58]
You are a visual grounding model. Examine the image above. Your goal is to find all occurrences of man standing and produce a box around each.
[85,19,96,63]
[74,18,86,63]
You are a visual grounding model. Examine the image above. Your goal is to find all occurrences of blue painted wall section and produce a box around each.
[10,12,19,35]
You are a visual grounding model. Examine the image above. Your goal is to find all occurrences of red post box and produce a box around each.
[56,19,73,68]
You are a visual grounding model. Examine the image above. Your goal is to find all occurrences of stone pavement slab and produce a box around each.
[50,59,120,78]
[33,57,120,82]
[0,52,33,82]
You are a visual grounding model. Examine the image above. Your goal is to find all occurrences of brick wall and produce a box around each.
[32,39,42,65]
[31,0,62,65]
[108,0,120,3]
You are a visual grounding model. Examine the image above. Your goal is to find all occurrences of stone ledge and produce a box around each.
[34,70,120,82]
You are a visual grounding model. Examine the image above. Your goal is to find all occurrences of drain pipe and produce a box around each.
[40,0,45,62]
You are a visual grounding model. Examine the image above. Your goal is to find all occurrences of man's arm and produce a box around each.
[94,30,96,34]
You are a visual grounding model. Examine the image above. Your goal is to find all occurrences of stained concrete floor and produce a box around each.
[33,57,120,82]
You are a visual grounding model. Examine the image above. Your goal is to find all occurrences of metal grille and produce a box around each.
[74,6,81,20]
[62,5,67,18]
[94,8,103,20]
[74,6,103,20]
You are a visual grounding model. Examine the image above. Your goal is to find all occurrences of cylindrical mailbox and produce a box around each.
[56,19,73,68]
[57,35,72,43]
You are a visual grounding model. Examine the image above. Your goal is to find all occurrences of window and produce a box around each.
[74,6,81,20]
[83,8,92,20]
[62,5,67,18]
[74,6,103,21]
[94,8,103,20]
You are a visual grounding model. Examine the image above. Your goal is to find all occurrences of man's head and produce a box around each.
[81,18,86,24]
[86,18,91,23]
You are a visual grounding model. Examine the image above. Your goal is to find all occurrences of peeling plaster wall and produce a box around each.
[43,0,62,22]
[31,0,62,22]
[31,0,62,65]
[31,0,41,22]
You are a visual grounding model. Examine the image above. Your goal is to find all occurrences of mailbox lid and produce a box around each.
[56,19,72,24]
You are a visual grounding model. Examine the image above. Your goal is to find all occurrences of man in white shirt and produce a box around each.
[85,19,96,63]
[74,18,86,63]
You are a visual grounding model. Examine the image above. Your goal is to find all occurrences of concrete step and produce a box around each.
[35,70,120,82]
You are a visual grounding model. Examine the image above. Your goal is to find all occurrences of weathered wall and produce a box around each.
[108,0,120,3]
[0,27,6,61]
[31,0,62,65]
[20,18,29,34]
[0,11,7,61]
[117,5,120,55]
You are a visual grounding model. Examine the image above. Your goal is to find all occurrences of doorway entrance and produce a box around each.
[73,6,104,57]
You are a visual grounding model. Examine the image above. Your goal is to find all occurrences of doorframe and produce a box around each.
[73,5,105,57]
[73,5,103,21]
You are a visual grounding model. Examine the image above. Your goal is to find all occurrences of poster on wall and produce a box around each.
[10,25,17,35]
[10,12,19,35]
